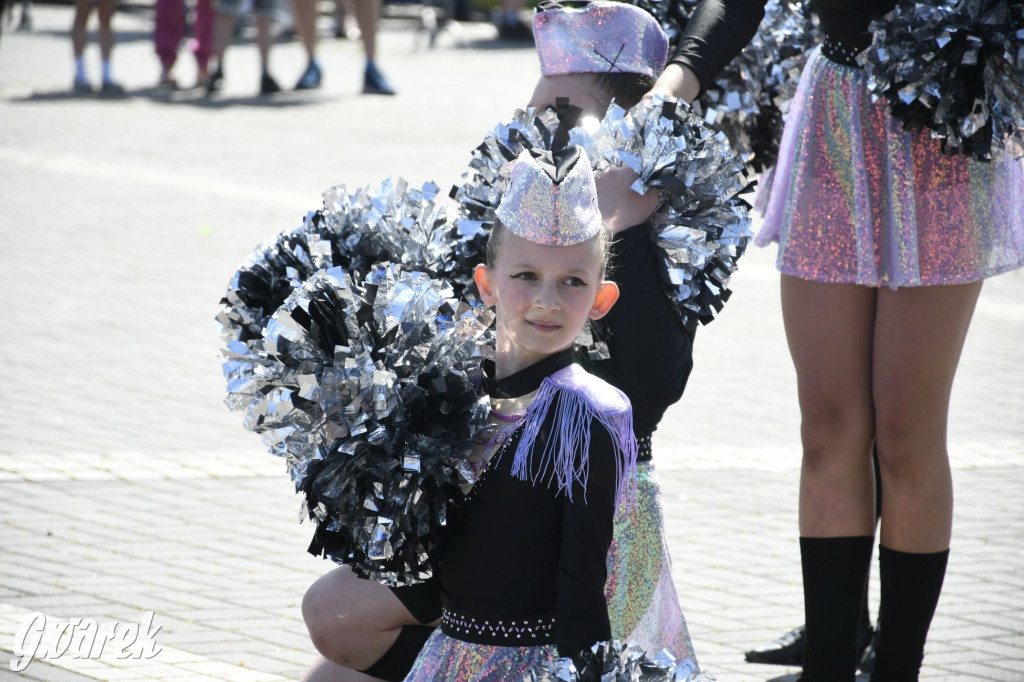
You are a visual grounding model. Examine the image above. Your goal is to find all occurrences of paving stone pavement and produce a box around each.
[1,5,1023,681]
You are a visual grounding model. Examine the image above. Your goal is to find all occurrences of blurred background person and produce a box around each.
[71,0,122,94]
[205,0,281,95]
[154,0,214,89]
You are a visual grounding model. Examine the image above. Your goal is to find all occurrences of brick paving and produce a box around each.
[1,5,1022,680]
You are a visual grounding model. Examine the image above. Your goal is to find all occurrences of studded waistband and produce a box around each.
[821,33,872,68]
[636,432,653,462]
[440,606,556,646]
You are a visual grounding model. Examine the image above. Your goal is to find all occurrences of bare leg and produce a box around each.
[71,0,95,89]
[871,281,981,552]
[350,0,376,60]
[71,0,93,60]
[291,0,316,61]
[96,0,115,61]
[302,566,425,670]
[781,276,878,538]
[211,10,234,66]
[255,13,271,72]
[782,275,878,682]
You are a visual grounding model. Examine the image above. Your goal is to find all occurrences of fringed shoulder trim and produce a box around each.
[509,364,637,505]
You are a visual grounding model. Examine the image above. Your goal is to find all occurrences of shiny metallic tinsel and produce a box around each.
[455,100,753,339]
[264,265,493,585]
[525,640,715,682]
[621,0,816,173]
[697,0,820,173]
[860,0,1024,160]
[218,179,460,440]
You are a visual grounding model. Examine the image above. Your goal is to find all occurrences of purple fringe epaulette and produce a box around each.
[510,364,638,505]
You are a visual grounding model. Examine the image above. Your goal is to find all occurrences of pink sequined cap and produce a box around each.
[495,146,602,247]
[533,1,668,78]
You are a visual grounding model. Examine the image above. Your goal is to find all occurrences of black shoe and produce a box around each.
[745,625,806,666]
[100,80,126,97]
[206,66,223,95]
[260,72,281,95]
[72,78,94,95]
[745,624,875,667]
[295,60,321,90]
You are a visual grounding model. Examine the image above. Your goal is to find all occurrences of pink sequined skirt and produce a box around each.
[605,461,696,664]
[403,629,555,681]
[756,47,1024,289]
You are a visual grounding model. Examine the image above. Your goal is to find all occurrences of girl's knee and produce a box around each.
[799,402,873,471]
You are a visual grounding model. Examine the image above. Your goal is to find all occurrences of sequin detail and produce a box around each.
[441,607,556,645]
[604,461,696,663]
[496,149,603,247]
[533,1,668,78]
[404,629,556,681]
[758,47,1024,289]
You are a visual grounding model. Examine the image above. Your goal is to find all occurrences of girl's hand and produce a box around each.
[594,165,659,234]
[644,62,701,104]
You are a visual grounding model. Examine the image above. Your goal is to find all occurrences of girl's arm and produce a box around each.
[652,0,768,101]
[586,225,694,436]
[555,423,619,658]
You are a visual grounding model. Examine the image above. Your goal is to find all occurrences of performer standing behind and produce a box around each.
[527,0,698,661]
[651,1,1024,680]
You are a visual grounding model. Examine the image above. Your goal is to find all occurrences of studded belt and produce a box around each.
[821,33,872,68]
[440,606,556,646]
[636,432,653,462]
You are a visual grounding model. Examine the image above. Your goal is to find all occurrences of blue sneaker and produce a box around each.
[295,61,322,90]
[362,61,396,95]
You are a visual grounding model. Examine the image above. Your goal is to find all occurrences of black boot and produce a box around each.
[869,546,948,682]
[798,536,874,682]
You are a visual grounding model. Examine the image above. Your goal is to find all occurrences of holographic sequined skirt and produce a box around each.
[757,47,1024,289]
[403,629,556,681]
[605,461,696,664]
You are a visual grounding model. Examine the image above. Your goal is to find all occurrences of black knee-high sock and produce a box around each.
[799,536,875,682]
[360,625,435,682]
[870,546,949,682]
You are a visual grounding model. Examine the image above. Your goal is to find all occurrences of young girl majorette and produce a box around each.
[403,144,636,678]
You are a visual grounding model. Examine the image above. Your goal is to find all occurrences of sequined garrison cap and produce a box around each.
[533,0,668,79]
[495,146,602,247]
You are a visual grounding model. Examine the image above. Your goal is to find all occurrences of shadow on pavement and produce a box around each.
[10,86,340,108]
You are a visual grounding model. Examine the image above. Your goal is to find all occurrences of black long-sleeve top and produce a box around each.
[438,349,619,658]
[669,0,896,93]
[584,225,694,442]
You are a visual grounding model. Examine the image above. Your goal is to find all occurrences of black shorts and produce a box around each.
[389,580,442,624]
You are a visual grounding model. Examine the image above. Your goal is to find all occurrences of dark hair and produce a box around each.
[591,72,656,110]
[485,221,612,278]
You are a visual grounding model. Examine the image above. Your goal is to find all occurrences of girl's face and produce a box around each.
[475,231,618,378]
